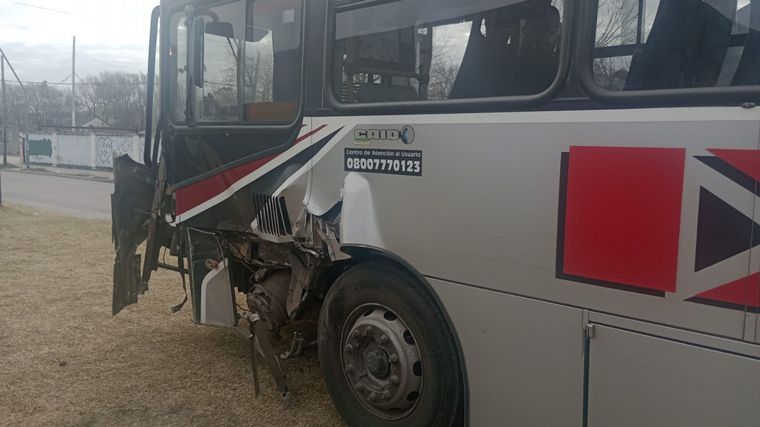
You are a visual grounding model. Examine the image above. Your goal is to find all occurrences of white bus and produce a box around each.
[113,0,760,425]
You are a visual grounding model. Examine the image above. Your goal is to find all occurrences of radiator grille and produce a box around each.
[252,194,293,237]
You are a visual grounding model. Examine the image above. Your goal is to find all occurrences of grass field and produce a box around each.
[0,205,342,426]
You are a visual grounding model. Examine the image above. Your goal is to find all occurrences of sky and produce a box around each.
[0,0,157,86]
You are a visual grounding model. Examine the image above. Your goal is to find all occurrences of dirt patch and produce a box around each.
[0,205,343,426]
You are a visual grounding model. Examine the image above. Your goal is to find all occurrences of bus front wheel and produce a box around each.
[318,261,463,426]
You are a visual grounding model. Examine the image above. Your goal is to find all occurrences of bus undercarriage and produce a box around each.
[112,154,350,401]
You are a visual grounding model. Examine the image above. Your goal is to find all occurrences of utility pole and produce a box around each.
[72,36,76,128]
[2,52,7,166]
[0,48,24,168]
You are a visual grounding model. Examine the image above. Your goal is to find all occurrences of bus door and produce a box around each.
[167,0,306,324]
[111,0,307,319]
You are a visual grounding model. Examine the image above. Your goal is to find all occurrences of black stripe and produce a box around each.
[249,127,344,196]
[695,156,760,197]
[556,272,666,297]
[556,152,570,276]
[182,128,344,229]
[687,296,760,314]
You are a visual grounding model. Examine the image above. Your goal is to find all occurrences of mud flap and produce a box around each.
[111,155,155,315]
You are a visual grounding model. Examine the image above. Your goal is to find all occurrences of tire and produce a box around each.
[318,260,464,427]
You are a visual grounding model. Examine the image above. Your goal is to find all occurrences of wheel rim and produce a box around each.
[340,303,424,420]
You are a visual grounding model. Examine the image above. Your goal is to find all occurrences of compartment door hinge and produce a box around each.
[584,323,596,339]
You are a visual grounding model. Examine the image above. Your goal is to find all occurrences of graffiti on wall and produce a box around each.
[96,136,134,168]
[23,132,142,169]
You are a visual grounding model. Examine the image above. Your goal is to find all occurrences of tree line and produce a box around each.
[1,71,149,132]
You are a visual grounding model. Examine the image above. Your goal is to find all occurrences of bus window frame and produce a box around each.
[162,0,308,131]
[323,0,577,114]
[576,0,760,106]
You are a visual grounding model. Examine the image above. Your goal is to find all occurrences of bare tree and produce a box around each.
[428,25,461,100]
[244,44,274,103]
[27,83,69,128]
[78,71,147,130]
[595,0,640,48]
[593,0,641,90]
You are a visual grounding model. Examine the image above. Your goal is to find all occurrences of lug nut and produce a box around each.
[389,375,399,385]
[378,335,389,344]
[389,354,399,364]
[382,390,392,400]
[344,344,354,352]
[368,392,378,402]
[350,330,360,339]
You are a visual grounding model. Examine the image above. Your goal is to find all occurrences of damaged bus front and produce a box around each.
[112,1,464,425]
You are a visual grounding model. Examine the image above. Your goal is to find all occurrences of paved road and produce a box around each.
[0,171,112,220]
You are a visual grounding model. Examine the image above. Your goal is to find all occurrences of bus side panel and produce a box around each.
[587,325,760,427]
[429,278,584,427]
[323,108,759,340]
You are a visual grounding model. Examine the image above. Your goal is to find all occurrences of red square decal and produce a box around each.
[563,147,686,293]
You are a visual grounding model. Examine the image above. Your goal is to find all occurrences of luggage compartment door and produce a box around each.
[587,325,760,427]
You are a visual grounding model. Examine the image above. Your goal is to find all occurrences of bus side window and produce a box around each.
[189,2,244,122]
[732,0,760,85]
[243,0,302,124]
[172,14,188,121]
[169,0,303,125]
[333,0,566,104]
[593,0,756,91]
[450,0,562,99]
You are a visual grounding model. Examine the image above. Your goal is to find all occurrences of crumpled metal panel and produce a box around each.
[111,154,155,315]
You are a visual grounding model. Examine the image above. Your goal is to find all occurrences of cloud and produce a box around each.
[0,0,156,82]
[2,42,146,83]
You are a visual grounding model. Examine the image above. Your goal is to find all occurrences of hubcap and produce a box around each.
[341,304,423,420]
[365,349,390,378]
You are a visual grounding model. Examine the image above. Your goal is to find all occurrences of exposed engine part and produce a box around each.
[313,206,350,262]
[212,208,343,400]
[280,331,305,360]
[257,240,292,265]
[287,251,324,319]
[247,270,290,333]
[247,313,291,404]
[248,328,261,397]
[170,255,188,314]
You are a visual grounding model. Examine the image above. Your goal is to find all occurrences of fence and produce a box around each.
[21,129,144,170]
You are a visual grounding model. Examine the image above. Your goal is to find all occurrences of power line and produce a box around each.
[0,48,26,93]
[6,79,148,87]
[14,2,90,17]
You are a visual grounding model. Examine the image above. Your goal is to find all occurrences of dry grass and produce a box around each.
[0,205,342,426]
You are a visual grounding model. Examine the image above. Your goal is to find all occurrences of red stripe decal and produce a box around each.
[707,149,760,182]
[563,146,686,293]
[693,273,760,309]
[175,124,328,216]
